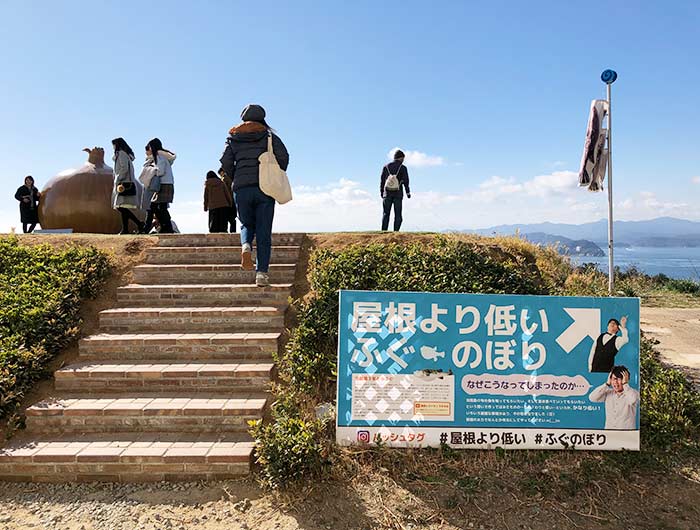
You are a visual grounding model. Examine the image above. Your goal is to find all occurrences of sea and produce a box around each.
[569,247,700,280]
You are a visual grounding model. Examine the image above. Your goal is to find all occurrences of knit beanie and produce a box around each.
[240,104,266,123]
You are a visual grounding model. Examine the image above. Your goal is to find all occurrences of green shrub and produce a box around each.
[639,337,700,448]
[0,237,111,418]
[260,235,700,487]
[249,396,328,489]
[565,265,700,299]
[664,278,700,295]
[281,236,551,397]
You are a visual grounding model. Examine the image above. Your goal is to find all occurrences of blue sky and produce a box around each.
[1,1,699,232]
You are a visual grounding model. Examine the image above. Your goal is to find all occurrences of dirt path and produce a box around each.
[1,466,700,530]
[640,307,700,388]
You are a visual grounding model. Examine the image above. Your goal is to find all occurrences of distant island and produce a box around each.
[469,217,700,248]
[521,233,604,257]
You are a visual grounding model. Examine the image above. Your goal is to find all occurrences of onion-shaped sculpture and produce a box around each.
[39,147,121,233]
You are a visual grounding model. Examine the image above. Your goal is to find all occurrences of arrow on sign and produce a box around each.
[556,308,600,354]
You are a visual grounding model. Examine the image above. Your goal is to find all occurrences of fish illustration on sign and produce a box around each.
[420,345,445,362]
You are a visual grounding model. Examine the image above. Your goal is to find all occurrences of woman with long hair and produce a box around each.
[220,104,289,287]
[144,138,176,233]
[14,175,40,233]
[111,137,144,234]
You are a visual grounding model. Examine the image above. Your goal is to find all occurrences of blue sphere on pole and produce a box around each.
[601,69,618,84]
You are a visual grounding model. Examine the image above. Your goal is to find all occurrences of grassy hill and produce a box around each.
[1,232,698,530]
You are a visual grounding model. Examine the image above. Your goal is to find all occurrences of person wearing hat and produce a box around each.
[220,104,289,287]
[380,149,411,231]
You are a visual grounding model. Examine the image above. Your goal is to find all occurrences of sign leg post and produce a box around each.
[601,69,618,296]
[607,82,614,296]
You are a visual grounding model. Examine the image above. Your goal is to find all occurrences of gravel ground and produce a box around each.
[2,466,699,530]
[0,479,298,530]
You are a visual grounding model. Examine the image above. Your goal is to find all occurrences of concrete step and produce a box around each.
[55,362,275,394]
[99,306,284,333]
[145,246,300,265]
[0,437,253,482]
[117,284,292,307]
[132,264,296,284]
[25,397,267,435]
[79,332,280,362]
[156,233,304,247]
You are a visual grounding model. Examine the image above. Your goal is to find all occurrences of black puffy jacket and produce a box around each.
[219,121,289,192]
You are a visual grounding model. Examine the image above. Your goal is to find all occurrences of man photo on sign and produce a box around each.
[589,365,639,429]
[588,316,628,372]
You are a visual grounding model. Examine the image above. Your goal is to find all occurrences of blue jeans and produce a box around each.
[382,192,403,231]
[234,186,275,273]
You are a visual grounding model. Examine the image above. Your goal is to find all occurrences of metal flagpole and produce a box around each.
[601,69,617,296]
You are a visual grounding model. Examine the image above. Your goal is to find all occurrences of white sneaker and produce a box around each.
[256,272,270,287]
[241,243,254,271]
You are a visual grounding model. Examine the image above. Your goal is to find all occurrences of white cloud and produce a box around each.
[274,179,377,232]
[387,148,445,167]
[0,209,20,235]
[618,199,634,210]
[475,171,577,201]
[272,171,610,231]
[3,173,698,235]
[169,200,209,233]
[477,176,523,200]
[526,171,579,197]
[639,192,688,212]
[692,176,700,184]
[284,173,700,232]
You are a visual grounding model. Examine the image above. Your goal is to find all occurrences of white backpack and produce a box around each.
[258,133,292,204]
[384,162,402,192]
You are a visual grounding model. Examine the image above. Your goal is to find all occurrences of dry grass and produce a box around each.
[317,445,700,530]
[641,290,700,308]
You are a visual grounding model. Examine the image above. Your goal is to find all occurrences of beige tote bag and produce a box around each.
[258,133,292,204]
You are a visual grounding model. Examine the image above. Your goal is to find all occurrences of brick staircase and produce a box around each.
[0,233,303,482]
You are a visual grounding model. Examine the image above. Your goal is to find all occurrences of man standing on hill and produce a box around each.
[588,316,628,372]
[380,149,411,231]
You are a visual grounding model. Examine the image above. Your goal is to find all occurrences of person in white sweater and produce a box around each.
[589,365,639,430]
[144,138,176,233]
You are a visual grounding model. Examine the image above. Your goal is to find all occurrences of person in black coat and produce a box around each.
[380,149,411,231]
[219,104,289,287]
[14,176,41,233]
